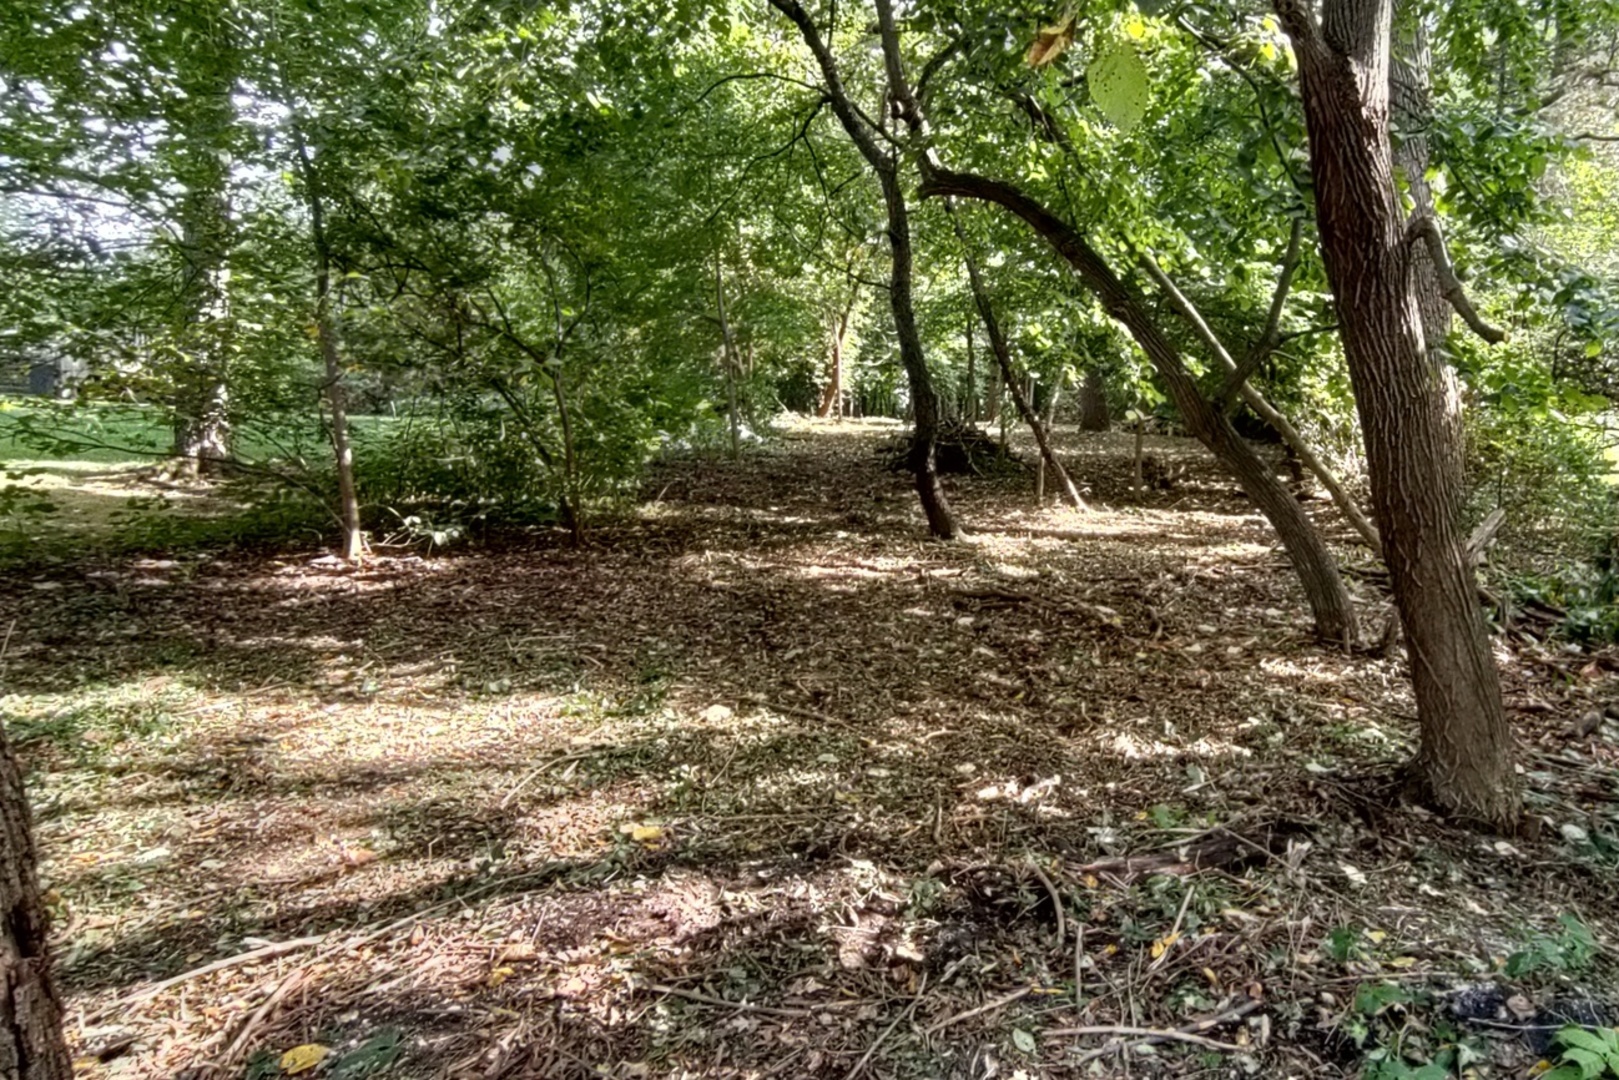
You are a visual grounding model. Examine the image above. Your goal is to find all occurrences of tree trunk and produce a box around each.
[921,168,1356,644]
[948,201,1086,510]
[816,308,846,418]
[715,251,742,459]
[170,45,236,478]
[1275,0,1518,826]
[1079,369,1111,432]
[293,132,364,562]
[1,724,72,1080]
[767,0,959,539]
[964,314,978,423]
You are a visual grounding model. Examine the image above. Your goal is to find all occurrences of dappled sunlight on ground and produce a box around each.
[3,422,1617,1078]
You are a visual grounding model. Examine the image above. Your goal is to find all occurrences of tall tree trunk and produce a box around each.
[767,0,960,539]
[715,251,742,460]
[1,724,72,1080]
[1274,0,1518,826]
[170,40,236,478]
[948,202,1086,510]
[921,168,1356,644]
[816,308,846,418]
[964,313,978,423]
[1078,368,1111,432]
[293,133,364,562]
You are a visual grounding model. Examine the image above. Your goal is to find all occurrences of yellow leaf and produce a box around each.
[1026,15,1076,68]
[1150,931,1180,959]
[1387,956,1418,969]
[1082,874,1099,889]
[630,825,665,843]
[1202,966,1220,987]
[1366,929,1388,944]
[488,965,516,987]
[279,1044,331,1075]
[1124,15,1147,39]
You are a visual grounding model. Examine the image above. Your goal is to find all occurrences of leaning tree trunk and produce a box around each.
[1,725,72,1080]
[1078,368,1111,432]
[948,202,1086,510]
[921,168,1356,644]
[1275,0,1518,826]
[768,0,959,539]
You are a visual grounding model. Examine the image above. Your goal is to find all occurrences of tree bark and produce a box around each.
[170,40,236,478]
[293,132,364,562]
[948,201,1086,510]
[768,0,960,538]
[920,167,1356,644]
[1,724,72,1080]
[1274,0,1518,826]
[715,250,742,459]
[1079,368,1111,432]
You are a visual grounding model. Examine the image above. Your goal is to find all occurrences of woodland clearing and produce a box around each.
[3,420,1617,1080]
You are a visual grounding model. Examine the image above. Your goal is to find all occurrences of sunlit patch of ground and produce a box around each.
[2,421,1616,1079]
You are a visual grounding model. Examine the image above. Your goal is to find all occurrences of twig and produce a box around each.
[923,985,1031,1035]
[223,969,308,1063]
[1074,923,1086,1006]
[0,618,15,666]
[651,984,814,1019]
[846,975,927,1080]
[498,749,602,808]
[1053,998,1263,1065]
[1146,884,1195,976]
[1027,858,1065,947]
[116,936,324,1007]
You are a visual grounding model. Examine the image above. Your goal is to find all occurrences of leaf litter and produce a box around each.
[2,419,1617,1079]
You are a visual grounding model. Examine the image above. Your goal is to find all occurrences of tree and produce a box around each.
[1,723,71,1080]
[767,0,962,539]
[1273,0,1519,825]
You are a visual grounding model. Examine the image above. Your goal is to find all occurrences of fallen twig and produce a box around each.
[923,985,1032,1035]
[846,976,926,1080]
[223,969,309,1063]
[1028,858,1065,947]
[1052,998,1263,1066]
[116,936,324,1008]
[651,984,814,1019]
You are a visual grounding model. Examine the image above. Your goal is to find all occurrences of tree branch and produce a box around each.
[1403,215,1506,344]
[1216,217,1303,406]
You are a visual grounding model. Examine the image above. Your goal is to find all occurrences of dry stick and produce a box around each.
[845,975,927,1080]
[923,985,1032,1035]
[499,749,602,808]
[1053,998,1263,1066]
[650,984,813,1020]
[1027,859,1065,947]
[1074,923,1087,1007]
[117,936,325,1008]
[222,969,308,1063]
[1139,255,1382,551]
[1145,884,1195,978]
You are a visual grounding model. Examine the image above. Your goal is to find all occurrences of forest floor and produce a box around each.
[4,418,1619,1080]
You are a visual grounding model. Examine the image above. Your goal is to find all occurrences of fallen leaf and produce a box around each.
[279,1044,330,1075]
[1026,15,1076,68]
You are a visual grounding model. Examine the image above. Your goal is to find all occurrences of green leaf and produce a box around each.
[1087,37,1150,132]
[1011,1028,1037,1053]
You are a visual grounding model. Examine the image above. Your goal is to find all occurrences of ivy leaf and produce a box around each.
[1087,38,1150,132]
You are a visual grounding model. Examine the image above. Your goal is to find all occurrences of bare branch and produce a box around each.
[1216,218,1303,406]
[1403,215,1507,344]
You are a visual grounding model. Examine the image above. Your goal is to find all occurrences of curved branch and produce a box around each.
[1403,215,1507,344]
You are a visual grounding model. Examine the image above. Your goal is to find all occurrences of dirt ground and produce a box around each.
[2,420,1616,1079]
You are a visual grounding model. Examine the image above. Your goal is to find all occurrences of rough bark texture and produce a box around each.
[921,168,1356,644]
[1274,0,1518,825]
[1,725,72,1080]
[1078,369,1111,432]
[767,0,959,538]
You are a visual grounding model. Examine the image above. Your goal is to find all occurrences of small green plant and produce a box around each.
[1543,1026,1619,1079]
[1505,914,1599,978]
